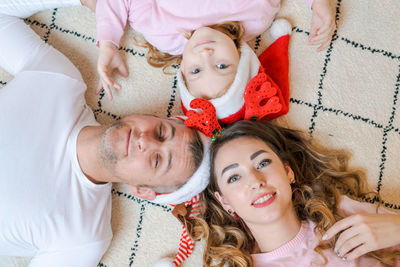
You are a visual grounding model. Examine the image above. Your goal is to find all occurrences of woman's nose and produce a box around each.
[248,169,266,189]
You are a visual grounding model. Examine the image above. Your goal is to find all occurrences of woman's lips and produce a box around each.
[251,192,277,208]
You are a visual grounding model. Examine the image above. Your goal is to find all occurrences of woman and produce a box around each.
[191,120,400,266]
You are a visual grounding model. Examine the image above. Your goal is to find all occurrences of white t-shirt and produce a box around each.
[0,1,112,265]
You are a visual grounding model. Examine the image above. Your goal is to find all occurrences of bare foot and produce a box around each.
[81,0,97,12]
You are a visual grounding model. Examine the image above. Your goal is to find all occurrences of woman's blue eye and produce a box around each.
[191,68,200,74]
[257,159,271,169]
[227,175,239,184]
[217,64,228,69]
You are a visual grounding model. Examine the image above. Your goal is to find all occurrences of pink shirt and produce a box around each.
[96,0,281,55]
[252,196,400,267]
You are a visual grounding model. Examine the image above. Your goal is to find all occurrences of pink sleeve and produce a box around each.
[304,0,314,9]
[95,0,130,47]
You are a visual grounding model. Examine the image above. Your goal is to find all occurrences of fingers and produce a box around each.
[317,37,332,52]
[97,67,125,100]
[335,229,365,258]
[323,215,359,241]
[118,63,129,78]
[340,242,370,261]
[308,24,333,45]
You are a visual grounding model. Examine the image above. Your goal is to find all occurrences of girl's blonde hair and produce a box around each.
[187,120,399,267]
[135,21,245,73]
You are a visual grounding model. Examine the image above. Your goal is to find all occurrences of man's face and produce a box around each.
[100,115,196,195]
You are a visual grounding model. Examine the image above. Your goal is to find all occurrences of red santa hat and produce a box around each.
[178,19,292,124]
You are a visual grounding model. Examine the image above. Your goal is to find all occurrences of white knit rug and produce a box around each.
[1,0,399,266]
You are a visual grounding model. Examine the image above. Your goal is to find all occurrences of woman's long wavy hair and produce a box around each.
[187,120,399,267]
[134,21,244,73]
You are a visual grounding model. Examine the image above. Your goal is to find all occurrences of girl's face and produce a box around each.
[180,27,240,100]
[213,137,295,227]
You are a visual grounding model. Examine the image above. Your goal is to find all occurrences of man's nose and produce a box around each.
[136,133,158,152]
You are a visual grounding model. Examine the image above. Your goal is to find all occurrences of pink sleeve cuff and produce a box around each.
[95,0,128,47]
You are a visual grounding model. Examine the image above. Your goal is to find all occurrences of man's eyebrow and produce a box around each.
[221,163,239,177]
[250,150,268,160]
[171,123,176,139]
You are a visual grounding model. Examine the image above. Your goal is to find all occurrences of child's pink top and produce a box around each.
[96,0,281,55]
[252,196,400,267]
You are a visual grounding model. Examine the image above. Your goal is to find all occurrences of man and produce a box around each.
[0,1,207,266]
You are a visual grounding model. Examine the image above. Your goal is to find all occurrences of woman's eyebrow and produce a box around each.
[221,163,238,177]
[250,150,268,160]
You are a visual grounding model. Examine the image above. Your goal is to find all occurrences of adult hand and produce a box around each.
[308,0,336,52]
[323,213,400,260]
[97,40,129,100]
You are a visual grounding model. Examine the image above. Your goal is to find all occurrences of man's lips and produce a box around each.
[251,192,277,208]
[126,129,132,156]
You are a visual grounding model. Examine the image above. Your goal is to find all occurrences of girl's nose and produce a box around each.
[200,47,214,55]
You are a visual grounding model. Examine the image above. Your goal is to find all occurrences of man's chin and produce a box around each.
[100,122,125,171]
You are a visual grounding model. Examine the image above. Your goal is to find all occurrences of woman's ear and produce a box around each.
[285,164,295,184]
[214,191,233,212]
[179,61,185,73]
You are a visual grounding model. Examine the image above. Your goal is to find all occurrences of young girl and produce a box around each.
[191,120,400,266]
[94,0,335,107]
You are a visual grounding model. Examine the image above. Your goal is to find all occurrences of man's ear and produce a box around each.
[128,185,156,200]
[214,191,233,213]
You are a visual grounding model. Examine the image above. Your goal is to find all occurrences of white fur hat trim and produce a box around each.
[152,134,210,205]
[178,42,260,120]
[153,257,175,267]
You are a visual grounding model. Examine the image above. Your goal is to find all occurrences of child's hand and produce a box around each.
[308,0,335,52]
[97,41,129,100]
[81,0,97,12]
[323,213,400,260]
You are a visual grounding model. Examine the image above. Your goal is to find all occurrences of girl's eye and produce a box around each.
[257,159,271,169]
[217,64,228,69]
[191,68,200,74]
[227,175,239,184]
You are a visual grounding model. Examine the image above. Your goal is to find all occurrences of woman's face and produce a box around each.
[180,27,240,100]
[213,137,295,227]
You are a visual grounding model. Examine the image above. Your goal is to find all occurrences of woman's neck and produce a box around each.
[249,206,301,253]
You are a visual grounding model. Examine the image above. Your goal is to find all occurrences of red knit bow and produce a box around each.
[184,98,223,141]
